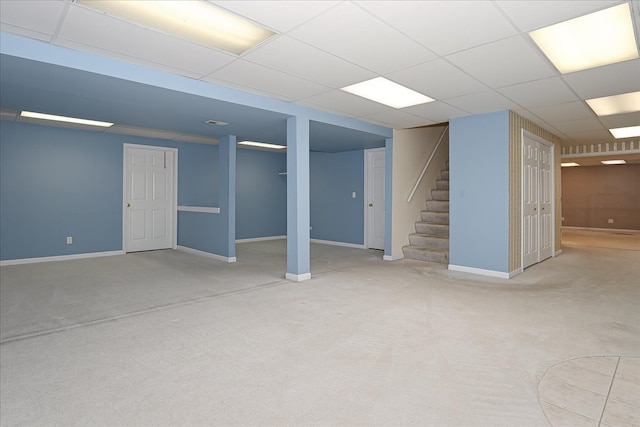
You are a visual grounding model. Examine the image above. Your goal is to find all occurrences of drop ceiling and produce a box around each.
[1,0,639,151]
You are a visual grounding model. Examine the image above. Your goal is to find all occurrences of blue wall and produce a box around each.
[176,143,218,207]
[310,150,364,245]
[1,121,365,261]
[449,111,510,272]
[236,148,287,239]
[1,122,125,260]
[0,122,279,261]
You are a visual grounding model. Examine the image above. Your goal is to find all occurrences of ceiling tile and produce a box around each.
[404,101,470,123]
[54,39,203,80]
[528,101,595,123]
[563,59,640,100]
[445,90,520,115]
[0,23,52,43]
[363,109,434,129]
[208,59,329,101]
[568,128,616,143]
[498,77,578,108]
[0,0,67,38]
[551,117,606,134]
[287,1,436,74]
[58,5,236,77]
[297,90,392,118]
[386,59,487,100]
[359,0,518,56]
[599,111,640,128]
[242,35,375,88]
[446,36,557,88]
[495,0,625,31]
[212,1,340,33]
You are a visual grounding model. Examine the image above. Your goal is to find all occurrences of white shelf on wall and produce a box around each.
[177,206,220,214]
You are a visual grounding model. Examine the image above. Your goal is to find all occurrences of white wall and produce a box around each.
[391,125,449,259]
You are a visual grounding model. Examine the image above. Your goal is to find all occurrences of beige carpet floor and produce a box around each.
[1,233,638,426]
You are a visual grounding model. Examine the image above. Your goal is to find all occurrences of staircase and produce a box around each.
[402,161,449,263]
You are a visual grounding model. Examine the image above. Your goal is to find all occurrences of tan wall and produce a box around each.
[391,125,449,259]
[508,111,562,272]
[562,164,640,230]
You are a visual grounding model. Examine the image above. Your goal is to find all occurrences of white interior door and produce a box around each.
[124,145,176,253]
[366,149,385,250]
[522,132,554,269]
[522,135,539,269]
[538,143,553,261]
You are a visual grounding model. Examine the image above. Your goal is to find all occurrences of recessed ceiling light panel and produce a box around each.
[529,3,639,74]
[341,77,434,109]
[76,0,276,55]
[586,91,640,116]
[601,159,626,165]
[561,162,580,167]
[238,141,285,150]
[609,126,640,139]
[20,111,113,127]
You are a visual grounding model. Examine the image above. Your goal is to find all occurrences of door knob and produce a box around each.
[126,203,131,207]
[533,207,537,211]
[369,203,373,207]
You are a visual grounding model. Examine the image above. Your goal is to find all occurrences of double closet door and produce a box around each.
[522,133,553,269]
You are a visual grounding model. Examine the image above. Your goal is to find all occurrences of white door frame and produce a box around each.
[122,143,178,253]
[520,130,554,269]
[364,147,385,250]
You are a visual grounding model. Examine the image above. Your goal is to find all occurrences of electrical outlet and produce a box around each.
[66,236,73,244]
[608,219,614,224]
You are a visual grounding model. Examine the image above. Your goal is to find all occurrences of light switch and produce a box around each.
[352,192,356,199]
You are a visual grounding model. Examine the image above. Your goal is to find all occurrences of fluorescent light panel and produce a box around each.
[341,77,434,109]
[609,126,640,139]
[238,141,285,150]
[601,160,626,165]
[529,3,639,74]
[20,111,113,127]
[586,91,640,116]
[76,0,276,55]
[561,162,580,167]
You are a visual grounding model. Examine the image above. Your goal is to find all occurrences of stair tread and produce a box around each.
[404,245,448,253]
[410,233,449,239]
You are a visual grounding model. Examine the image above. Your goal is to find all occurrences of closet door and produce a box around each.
[522,135,539,269]
[522,132,553,270]
[538,143,553,261]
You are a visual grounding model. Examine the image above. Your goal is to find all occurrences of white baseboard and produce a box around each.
[236,235,286,243]
[383,254,403,261]
[0,250,124,267]
[508,268,523,278]
[562,226,640,234]
[448,264,515,279]
[310,239,365,249]
[285,272,312,282]
[177,245,236,263]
